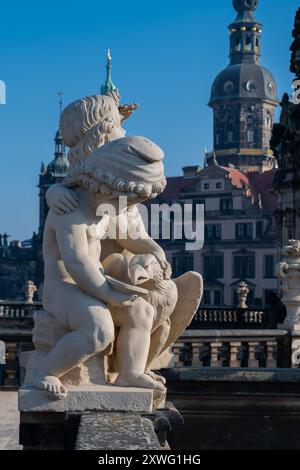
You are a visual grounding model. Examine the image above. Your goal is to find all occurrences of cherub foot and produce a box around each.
[145,370,166,385]
[115,371,166,392]
[32,371,68,398]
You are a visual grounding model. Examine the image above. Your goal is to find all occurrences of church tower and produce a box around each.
[35,95,69,286]
[38,96,69,239]
[208,0,278,172]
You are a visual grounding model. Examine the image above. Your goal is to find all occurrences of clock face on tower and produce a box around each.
[245,79,257,92]
[224,81,234,94]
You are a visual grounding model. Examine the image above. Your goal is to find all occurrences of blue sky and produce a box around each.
[0,0,298,240]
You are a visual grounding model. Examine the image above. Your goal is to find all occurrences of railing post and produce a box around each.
[191,342,201,366]
[248,342,260,368]
[230,342,241,368]
[172,342,184,367]
[210,342,222,368]
[266,341,278,368]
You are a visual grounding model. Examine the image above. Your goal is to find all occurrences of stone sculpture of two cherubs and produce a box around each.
[28,94,203,399]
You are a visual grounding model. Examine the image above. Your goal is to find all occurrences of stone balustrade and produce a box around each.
[0,301,41,319]
[171,329,290,369]
[193,307,276,329]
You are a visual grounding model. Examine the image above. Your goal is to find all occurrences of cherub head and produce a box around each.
[61,95,126,166]
[64,136,167,202]
[128,254,163,286]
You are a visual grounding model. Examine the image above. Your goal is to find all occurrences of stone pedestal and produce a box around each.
[18,385,162,450]
[19,384,154,413]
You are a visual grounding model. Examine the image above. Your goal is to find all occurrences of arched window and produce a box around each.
[247,115,255,127]
[245,36,253,51]
[266,111,272,127]
[235,38,242,52]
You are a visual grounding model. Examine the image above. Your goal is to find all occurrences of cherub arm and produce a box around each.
[115,206,171,278]
[54,212,137,307]
[46,184,79,215]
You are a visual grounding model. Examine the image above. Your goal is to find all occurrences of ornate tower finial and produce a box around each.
[101,48,117,95]
[54,91,65,155]
[233,0,258,14]
[229,0,262,66]
[57,91,63,119]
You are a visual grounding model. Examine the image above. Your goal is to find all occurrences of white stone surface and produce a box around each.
[0,392,22,450]
[18,384,153,413]
[277,240,300,330]
[29,96,202,402]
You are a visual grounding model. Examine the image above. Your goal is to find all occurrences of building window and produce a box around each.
[247,115,255,126]
[247,130,254,143]
[264,255,275,278]
[220,198,233,212]
[228,130,234,142]
[205,224,222,241]
[203,254,224,279]
[235,223,253,240]
[203,183,210,190]
[266,112,272,127]
[216,182,222,189]
[172,252,194,278]
[235,38,242,51]
[203,290,211,306]
[264,289,277,307]
[233,254,255,278]
[214,290,222,306]
[256,221,263,238]
[245,35,253,51]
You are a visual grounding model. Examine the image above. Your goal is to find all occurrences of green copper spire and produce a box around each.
[101,49,117,95]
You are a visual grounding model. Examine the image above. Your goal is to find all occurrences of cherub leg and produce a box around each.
[112,298,165,392]
[145,321,171,385]
[33,284,114,398]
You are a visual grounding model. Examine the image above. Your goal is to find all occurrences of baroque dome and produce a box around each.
[209,63,278,105]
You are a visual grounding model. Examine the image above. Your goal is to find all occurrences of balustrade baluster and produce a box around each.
[172,342,184,367]
[248,342,260,368]
[266,341,278,368]
[230,342,241,368]
[191,342,201,366]
[210,342,222,367]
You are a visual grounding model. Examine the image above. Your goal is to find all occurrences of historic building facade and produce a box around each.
[160,0,280,307]
[0,1,280,306]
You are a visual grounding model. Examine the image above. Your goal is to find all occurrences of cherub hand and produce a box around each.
[46,185,79,215]
[108,292,139,308]
[154,254,172,280]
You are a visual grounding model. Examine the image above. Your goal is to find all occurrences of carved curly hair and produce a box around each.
[61,95,121,166]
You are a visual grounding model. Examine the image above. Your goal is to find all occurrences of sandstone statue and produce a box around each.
[28,95,203,400]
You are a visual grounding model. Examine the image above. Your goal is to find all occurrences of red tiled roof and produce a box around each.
[219,166,277,212]
[247,169,277,213]
[163,168,277,214]
[161,176,192,201]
